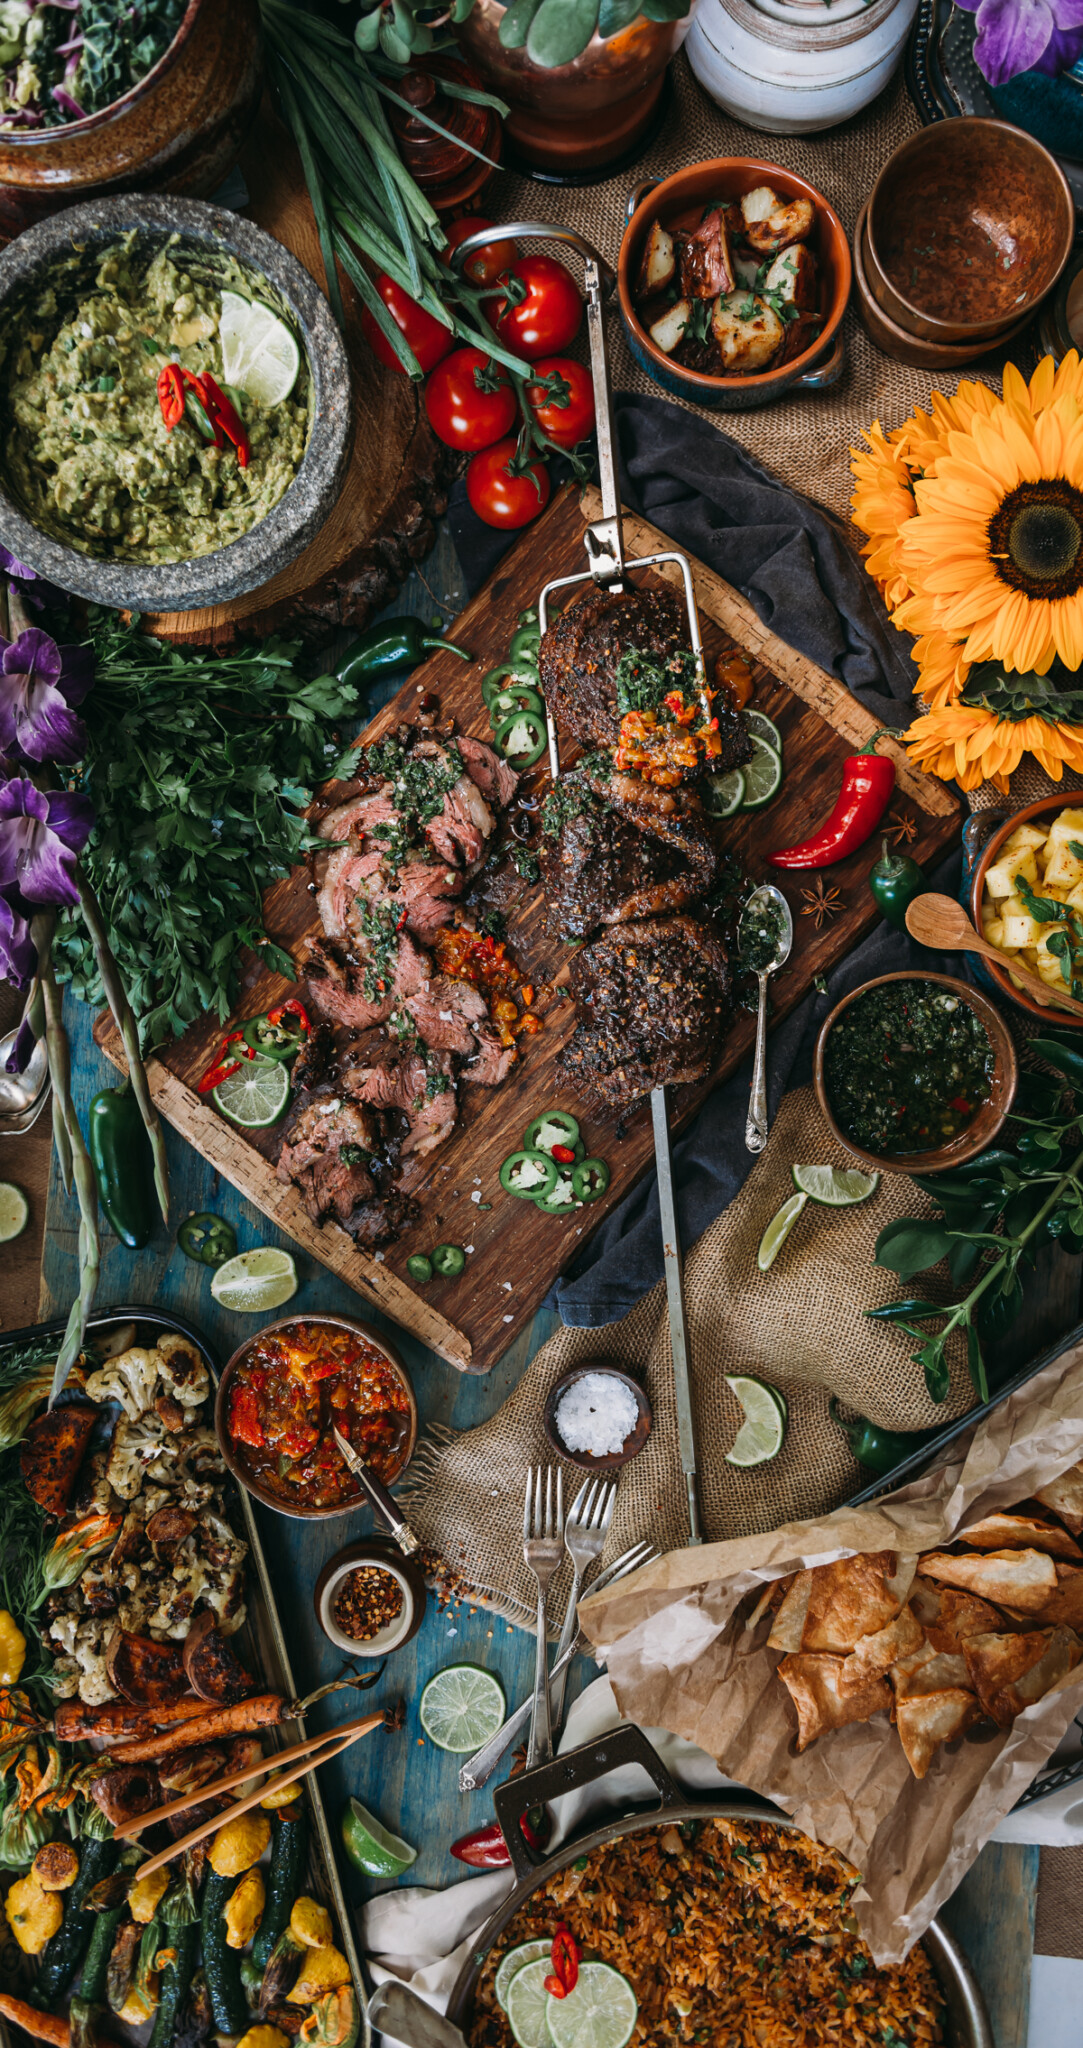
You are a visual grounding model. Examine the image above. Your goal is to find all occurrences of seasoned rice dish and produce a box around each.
[468,1818,946,2046]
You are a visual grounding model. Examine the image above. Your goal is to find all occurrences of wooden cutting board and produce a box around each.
[96,485,962,1372]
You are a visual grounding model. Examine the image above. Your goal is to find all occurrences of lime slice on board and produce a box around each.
[505,1959,555,2048]
[744,708,782,751]
[210,1247,298,1314]
[792,1163,881,1207]
[212,1057,291,1130]
[724,1375,788,1468]
[739,734,783,810]
[219,289,301,407]
[340,1796,417,1878]
[545,1963,639,2048]
[757,1190,808,1272]
[0,1182,29,1243]
[702,767,745,818]
[496,1942,552,2013]
[419,1664,505,1753]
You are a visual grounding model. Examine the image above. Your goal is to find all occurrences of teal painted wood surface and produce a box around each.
[941,1842,1039,2048]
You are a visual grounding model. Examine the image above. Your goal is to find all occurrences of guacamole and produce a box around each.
[2,238,311,564]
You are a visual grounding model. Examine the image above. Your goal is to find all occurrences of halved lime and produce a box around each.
[418,1664,505,1753]
[219,289,301,407]
[757,1190,807,1272]
[505,1958,554,2048]
[792,1163,881,1207]
[0,1181,29,1243]
[210,1247,298,1314]
[702,768,745,818]
[212,1057,291,1130]
[545,1962,638,2048]
[739,734,783,810]
[340,1796,417,1878]
[496,1942,551,2012]
[724,1374,787,1468]
[744,709,782,752]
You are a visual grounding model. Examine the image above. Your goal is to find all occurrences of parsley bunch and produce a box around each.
[53,611,364,1051]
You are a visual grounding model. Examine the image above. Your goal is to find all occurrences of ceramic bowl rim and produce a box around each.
[969,792,1083,1030]
[0,0,206,144]
[866,117,1074,343]
[0,194,351,612]
[618,156,852,394]
[852,203,1035,366]
[215,1311,418,1521]
[542,1363,653,1471]
[812,969,1019,1175]
[314,1542,423,1656]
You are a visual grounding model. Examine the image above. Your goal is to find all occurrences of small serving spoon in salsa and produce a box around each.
[741,884,794,1154]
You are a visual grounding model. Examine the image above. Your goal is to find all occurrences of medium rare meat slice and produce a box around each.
[349,1189,420,1246]
[560,914,732,1105]
[464,1025,516,1088]
[341,1041,459,1161]
[317,784,399,842]
[403,976,489,1055]
[317,844,385,939]
[302,929,429,1031]
[276,1098,381,1225]
[539,583,688,755]
[542,775,720,940]
[458,734,519,810]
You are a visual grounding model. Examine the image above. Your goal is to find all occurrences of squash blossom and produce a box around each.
[0,1612,26,1685]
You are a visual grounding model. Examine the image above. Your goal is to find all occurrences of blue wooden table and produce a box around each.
[36,533,1039,2048]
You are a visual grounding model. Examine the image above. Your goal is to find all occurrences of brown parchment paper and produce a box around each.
[577,1334,1083,1963]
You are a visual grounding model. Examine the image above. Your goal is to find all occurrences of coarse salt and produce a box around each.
[554,1371,638,1457]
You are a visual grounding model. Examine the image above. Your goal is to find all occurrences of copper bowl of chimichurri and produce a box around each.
[813,972,1017,1175]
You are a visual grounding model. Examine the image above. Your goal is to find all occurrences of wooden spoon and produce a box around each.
[904,893,1083,1020]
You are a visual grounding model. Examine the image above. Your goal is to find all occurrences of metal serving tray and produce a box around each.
[0,1304,371,2048]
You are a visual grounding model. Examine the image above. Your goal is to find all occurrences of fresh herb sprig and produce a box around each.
[867,1043,1083,1403]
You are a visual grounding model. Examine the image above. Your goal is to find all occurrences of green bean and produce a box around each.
[76,876,170,1225]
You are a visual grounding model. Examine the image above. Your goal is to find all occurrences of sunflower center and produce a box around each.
[989,481,1083,599]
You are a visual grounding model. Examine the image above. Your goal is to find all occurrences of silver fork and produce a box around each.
[522,1466,564,1767]
[551,1477,615,1727]
[458,1541,658,1792]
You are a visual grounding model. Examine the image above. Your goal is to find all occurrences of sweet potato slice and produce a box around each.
[19,1402,97,1517]
[105,1630,189,1707]
[182,1611,254,1706]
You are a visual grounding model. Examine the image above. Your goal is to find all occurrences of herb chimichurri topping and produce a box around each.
[614,645,701,716]
[739,893,786,974]
[824,981,994,1157]
[541,755,611,839]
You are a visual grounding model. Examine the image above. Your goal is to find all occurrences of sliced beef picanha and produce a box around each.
[560,914,733,1105]
[275,1098,380,1225]
[402,975,489,1055]
[542,773,720,941]
[416,740,495,871]
[302,927,429,1032]
[290,1022,335,1095]
[317,843,462,947]
[464,1026,517,1088]
[539,583,688,755]
[458,733,520,809]
[341,1040,459,1161]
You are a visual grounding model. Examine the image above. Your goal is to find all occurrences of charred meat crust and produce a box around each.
[560,914,733,1106]
[539,583,688,756]
[542,781,722,941]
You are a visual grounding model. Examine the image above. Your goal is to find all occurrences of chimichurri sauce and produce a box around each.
[739,894,786,974]
[824,980,994,1156]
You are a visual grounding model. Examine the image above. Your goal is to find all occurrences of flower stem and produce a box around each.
[941,1156,1082,1348]
[75,872,170,1225]
[34,920,100,1404]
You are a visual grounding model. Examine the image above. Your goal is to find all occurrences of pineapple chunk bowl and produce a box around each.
[972,794,1083,1028]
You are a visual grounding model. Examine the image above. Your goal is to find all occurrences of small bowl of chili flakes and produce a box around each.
[315,1538,426,1657]
[216,1313,417,1520]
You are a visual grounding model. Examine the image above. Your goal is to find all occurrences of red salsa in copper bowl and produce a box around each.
[215,1314,417,1519]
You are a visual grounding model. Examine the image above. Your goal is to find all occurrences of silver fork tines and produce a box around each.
[552,1477,616,1727]
[523,1464,564,1768]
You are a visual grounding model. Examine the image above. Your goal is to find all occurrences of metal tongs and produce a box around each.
[454,225,705,1545]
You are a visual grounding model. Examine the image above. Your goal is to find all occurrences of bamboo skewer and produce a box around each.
[122,1711,384,1877]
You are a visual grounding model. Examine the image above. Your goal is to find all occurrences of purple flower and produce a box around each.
[955,0,1083,85]
[0,890,36,990]
[0,630,93,767]
[0,778,93,908]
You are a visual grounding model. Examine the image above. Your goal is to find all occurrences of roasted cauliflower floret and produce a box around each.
[155,1333,211,1411]
[107,1414,170,1500]
[84,1347,161,1420]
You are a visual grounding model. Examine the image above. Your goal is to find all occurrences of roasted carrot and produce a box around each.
[106,1694,286,1764]
[0,1995,70,2047]
[54,1695,212,1744]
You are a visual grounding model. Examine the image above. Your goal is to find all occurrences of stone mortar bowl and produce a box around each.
[0,195,352,613]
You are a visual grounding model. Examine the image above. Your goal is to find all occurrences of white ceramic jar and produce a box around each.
[686,0,920,134]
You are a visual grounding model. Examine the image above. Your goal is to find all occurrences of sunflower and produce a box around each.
[849,421,915,608]
[905,701,1083,794]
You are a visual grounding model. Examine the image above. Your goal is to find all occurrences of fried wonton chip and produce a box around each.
[895,1690,981,1779]
[891,1644,972,1700]
[917,1549,1057,1613]
[1033,1461,1083,1538]
[1022,1562,1083,1631]
[963,1627,1082,1726]
[777,1653,891,1753]
[800,1552,905,1654]
[958,1512,1082,1561]
[908,1576,1004,1650]
[842,1605,924,1689]
[745,1574,794,1635]
[767,1571,812,1654]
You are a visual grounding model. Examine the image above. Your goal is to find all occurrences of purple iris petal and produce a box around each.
[0,777,93,908]
[0,630,93,767]
[5,1002,39,1072]
[1034,17,1083,66]
[956,0,1083,83]
[0,889,36,990]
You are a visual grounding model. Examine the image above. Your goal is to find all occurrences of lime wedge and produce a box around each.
[0,1181,29,1243]
[340,1796,417,1878]
[792,1163,881,1207]
[757,1190,807,1272]
[496,1942,552,2013]
[744,709,782,751]
[505,1958,555,2048]
[212,1057,291,1130]
[219,288,301,407]
[545,1962,638,2048]
[210,1247,297,1314]
[419,1664,505,1753]
[724,1374,787,1468]
[739,734,783,810]
[702,767,745,818]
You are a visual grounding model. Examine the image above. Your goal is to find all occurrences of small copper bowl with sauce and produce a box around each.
[813,971,1018,1177]
[215,1312,417,1521]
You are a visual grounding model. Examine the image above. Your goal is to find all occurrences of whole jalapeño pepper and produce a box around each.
[829,1398,941,1475]
[335,617,470,689]
[87,1082,157,1251]
[869,837,927,932]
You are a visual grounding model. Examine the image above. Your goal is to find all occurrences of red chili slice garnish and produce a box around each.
[551,1143,575,1164]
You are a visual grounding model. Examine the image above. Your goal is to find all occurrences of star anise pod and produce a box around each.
[382,1697,407,1733]
[508,1742,529,1779]
[887,814,918,846]
[800,879,843,930]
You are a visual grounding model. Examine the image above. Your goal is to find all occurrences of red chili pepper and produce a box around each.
[544,1978,568,1999]
[449,1809,549,1868]
[199,371,250,468]
[157,363,185,430]
[551,1143,576,1164]
[228,1386,265,1449]
[768,743,897,870]
[267,996,311,1034]
[198,1029,255,1094]
[551,1925,579,1994]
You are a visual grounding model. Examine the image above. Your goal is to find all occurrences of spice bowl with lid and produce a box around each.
[544,1363,652,1471]
[315,1539,427,1658]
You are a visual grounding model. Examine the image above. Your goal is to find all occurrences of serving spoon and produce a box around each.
[904,893,1083,1021]
[742,884,794,1153]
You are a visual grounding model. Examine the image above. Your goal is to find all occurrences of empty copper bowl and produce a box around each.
[853,203,1033,371]
[866,118,1073,344]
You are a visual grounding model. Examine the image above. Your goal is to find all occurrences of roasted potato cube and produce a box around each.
[711,291,784,372]
[774,310,823,369]
[647,299,691,354]
[209,1810,271,1878]
[5,1874,64,1954]
[982,916,1005,948]
[1044,842,1083,889]
[1001,900,1042,948]
[1045,806,1083,846]
[288,1947,352,2004]
[636,221,676,299]
[741,186,815,255]
[1067,882,1083,913]
[225,1868,266,1950]
[763,243,818,311]
[986,847,1037,897]
[732,250,761,291]
[290,1896,334,1950]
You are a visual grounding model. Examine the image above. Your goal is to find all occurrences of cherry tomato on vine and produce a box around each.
[424,347,517,452]
[467,436,551,529]
[360,272,453,375]
[442,216,520,288]
[526,356,595,448]
[493,256,583,359]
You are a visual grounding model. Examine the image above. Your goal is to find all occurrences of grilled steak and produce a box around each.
[290,1022,335,1094]
[560,914,732,1105]
[341,1040,458,1161]
[542,772,721,940]
[276,1098,382,1226]
[540,583,686,755]
[302,928,429,1032]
